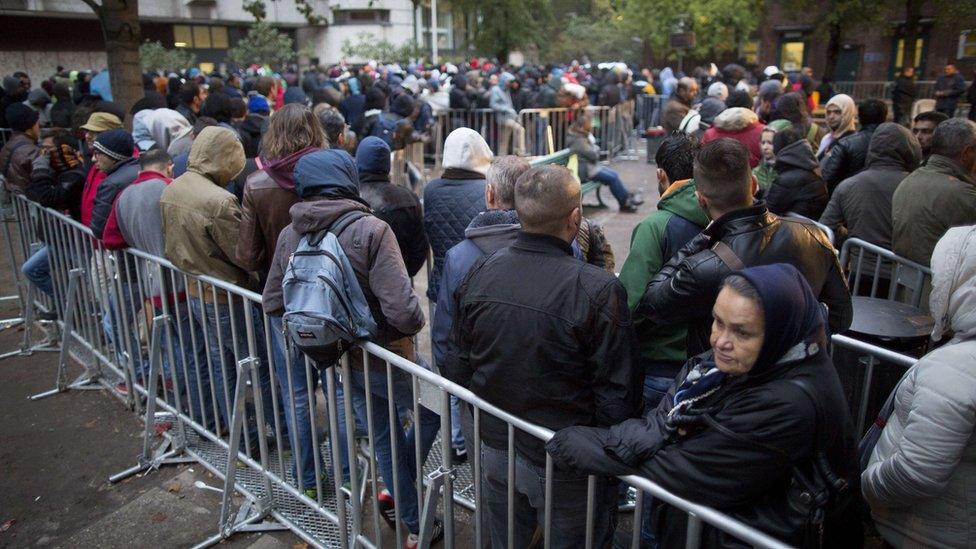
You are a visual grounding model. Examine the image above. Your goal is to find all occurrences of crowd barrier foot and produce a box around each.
[28,372,101,400]
[420,465,455,549]
[108,430,196,484]
[192,498,290,549]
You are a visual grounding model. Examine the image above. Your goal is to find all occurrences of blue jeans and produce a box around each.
[590,166,630,207]
[450,395,465,450]
[160,301,215,432]
[639,375,674,549]
[102,279,154,382]
[270,316,351,489]
[481,444,616,549]
[344,363,440,534]
[188,296,275,445]
[22,246,54,298]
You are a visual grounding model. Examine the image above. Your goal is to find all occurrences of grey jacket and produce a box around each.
[863,225,976,548]
[489,73,517,121]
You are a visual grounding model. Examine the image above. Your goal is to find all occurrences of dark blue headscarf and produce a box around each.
[736,263,826,371]
[293,149,364,203]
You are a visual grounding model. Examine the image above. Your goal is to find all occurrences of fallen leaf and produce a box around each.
[164,483,181,493]
[1,519,16,532]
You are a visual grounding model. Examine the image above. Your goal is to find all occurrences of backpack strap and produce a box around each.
[711,241,745,271]
[307,210,370,247]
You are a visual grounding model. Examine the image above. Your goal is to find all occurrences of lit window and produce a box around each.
[780,41,804,72]
[895,37,924,68]
[192,26,211,48]
[960,30,976,59]
[211,26,229,49]
[741,40,759,65]
[174,25,192,48]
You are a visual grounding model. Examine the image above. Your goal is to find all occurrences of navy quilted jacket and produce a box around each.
[423,173,486,299]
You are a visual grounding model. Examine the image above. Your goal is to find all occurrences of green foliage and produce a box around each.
[618,0,764,60]
[543,14,641,64]
[139,40,197,71]
[228,21,296,68]
[340,32,425,63]
[243,0,267,21]
[446,0,553,60]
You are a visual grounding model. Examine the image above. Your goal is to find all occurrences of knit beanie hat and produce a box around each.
[93,128,135,162]
[5,103,39,132]
[248,94,270,114]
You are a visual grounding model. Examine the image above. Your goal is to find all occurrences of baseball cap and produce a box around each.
[80,112,123,133]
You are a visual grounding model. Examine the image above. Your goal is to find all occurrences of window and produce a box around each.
[960,30,976,59]
[172,25,230,49]
[894,37,924,69]
[780,41,804,72]
[333,9,390,25]
[420,6,454,50]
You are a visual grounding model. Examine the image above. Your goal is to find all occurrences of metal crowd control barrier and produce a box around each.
[9,192,792,548]
[635,95,666,133]
[839,237,931,309]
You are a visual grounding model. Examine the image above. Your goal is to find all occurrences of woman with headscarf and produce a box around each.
[547,263,861,548]
[862,225,976,548]
[817,93,857,159]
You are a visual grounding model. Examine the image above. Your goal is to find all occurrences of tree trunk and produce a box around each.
[823,18,843,80]
[642,39,654,68]
[901,0,924,71]
[87,0,143,126]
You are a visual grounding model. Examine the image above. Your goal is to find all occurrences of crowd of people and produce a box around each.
[0,55,975,549]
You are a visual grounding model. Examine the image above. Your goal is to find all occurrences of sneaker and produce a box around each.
[628,192,645,206]
[377,489,397,530]
[406,519,444,549]
[36,310,58,321]
[451,446,468,464]
[115,382,129,396]
[619,202,639,213]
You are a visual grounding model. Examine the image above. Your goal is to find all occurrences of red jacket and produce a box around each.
[80,164,105,228]
[101,170,172,250]
[701,107,765,168]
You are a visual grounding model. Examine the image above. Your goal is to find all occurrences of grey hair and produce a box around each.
[931,118,976,159]
[721,274,762,306]
[486,155,530,209]
[316,108,346,145]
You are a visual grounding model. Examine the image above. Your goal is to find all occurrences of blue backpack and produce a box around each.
[282,210,377,367]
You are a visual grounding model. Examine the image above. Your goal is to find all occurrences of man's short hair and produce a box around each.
[178,82,200,106]
[139,148,172,170]
[914,110,949,125]
[515,165,580,234]
[486,156,530,209]
[316,108,346,145]
[930,118,976,159]
[857,98,888,126]
[253,76,275,98]
[655,134,700,182]
[693,138,753,212]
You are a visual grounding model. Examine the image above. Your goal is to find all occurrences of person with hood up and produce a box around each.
[767,127,829,219]
[423,128,493,300]
[753,120,792,193]
[351,86,387,142]
[161,125,275,438]
[862,225,976,548]
[262,149,438,546]
[566,114,640,212]
[534,69,564,108]
[816,93,857,159]
[356,136,428,276]
[701,106,764,167]
[821,98,888,194]
[239,95,270,158]
[237,104,326,281]
[490,72,525,156]
[547,264,862,548]
[26,88,52,127]
[820,123,922,248]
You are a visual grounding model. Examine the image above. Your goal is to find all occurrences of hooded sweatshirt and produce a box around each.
[820,123,921,248]
[262,149,424,344]
[768,139,828,219]
[701,107,764,167]
[160,127,249,300]
[489,72,517,121]
[618,179,710,375]
[863,225,976,548]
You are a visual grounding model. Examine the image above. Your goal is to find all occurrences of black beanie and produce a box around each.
[93,128,135,162]
[5,103,39,132]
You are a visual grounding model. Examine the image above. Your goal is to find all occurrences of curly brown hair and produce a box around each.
[260,103,327,160]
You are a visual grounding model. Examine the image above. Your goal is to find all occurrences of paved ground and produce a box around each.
[0,145,657,548]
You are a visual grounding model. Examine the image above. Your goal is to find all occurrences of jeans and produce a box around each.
[639,374,674,549]
[160,301,215,432]
[498,118,526,156]
[102,279,153,382]
[481,444,615,549]
[270,316,351,489]
[590,166,630,207]
[188,296,276,445]
[344,364,440,534]
[450,395,465,450]
[22,246,54,299]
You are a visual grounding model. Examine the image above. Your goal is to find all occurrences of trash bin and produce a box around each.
[645,127,666,163]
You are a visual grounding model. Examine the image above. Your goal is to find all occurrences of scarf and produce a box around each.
[261,146,319,191]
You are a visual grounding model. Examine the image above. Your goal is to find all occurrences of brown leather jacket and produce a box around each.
[0,132,39,193]
[237,168,299,277]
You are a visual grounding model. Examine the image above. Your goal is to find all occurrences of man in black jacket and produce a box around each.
[821,98,888,193]
[891,66,916,127]
[445,164,641,549]
[638,138,852,356]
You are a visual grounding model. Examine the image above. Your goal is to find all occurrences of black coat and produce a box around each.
[768,139,829,219]
[546,344,862,548]
[637,203,852,356]
[891,76,916,114]
[445,231,642,465]
[820,124,879,193]
[358,172,428,277]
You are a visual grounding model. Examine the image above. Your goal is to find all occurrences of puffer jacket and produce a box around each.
[768,139,828,219]
[160,127,249,301]
[701,108,764,168]
[263,198,424,345]
[820,123,880,193]
[359,172,428,277]
[423,170,487,299]
[89,156,140,240]
[863,225,976,548]
[0,132,38,193]
[638,202,852,355]
[820,122,921,248]
[892,155,976,267]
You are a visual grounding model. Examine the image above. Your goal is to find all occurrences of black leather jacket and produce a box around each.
[445,231,642,465]
[820,124,879,193]
[637,203,852,355]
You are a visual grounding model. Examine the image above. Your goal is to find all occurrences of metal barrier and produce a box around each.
[9,192,798,548]
[635,95,667,133]
[839,237,932,309]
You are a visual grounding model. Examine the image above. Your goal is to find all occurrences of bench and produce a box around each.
[528,149,607,207]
